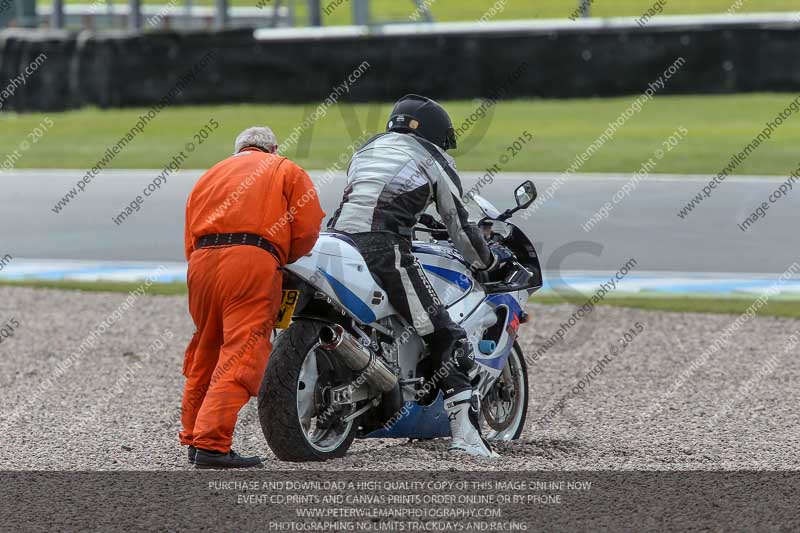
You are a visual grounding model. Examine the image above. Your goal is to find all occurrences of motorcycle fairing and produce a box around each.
[287,233,487,327]
[411,242,467,265]
[284,233,396,324]
[473,293,524,371]
[422,264,472,292]
[316,269,378,324]
[363,393,451,439]
[413,242,474,308]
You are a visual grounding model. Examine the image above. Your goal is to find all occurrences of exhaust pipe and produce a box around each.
[319,324,397,393]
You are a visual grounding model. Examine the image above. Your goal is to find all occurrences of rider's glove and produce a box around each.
[469,245,513,276]
[418,213,446,231]
[487,244,514,271]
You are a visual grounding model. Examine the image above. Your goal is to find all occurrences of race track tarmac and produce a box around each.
[1,170,798,273]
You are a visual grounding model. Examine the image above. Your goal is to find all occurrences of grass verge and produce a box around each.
[2,280,798,318]
[0,279,188,296]
[52,0,800,21]
[534,292,800,319]
[2,94,800,175]
[317,0,800,24]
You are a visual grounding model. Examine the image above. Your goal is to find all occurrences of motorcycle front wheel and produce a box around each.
[481,342,529,441]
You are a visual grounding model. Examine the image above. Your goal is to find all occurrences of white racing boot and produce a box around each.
[445,390,499,459]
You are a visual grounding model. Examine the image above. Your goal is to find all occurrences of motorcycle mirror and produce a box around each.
[514,181,537,209]
[497,180,538,221]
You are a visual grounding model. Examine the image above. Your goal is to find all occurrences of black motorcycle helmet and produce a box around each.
[386,94,457,151]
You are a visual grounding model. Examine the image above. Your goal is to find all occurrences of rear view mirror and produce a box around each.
[514,181,537,209]
[497,180,538,221]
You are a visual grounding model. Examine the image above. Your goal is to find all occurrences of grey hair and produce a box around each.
[234,126,278,154]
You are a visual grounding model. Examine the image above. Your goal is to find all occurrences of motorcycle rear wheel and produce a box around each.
[258,320,358,461]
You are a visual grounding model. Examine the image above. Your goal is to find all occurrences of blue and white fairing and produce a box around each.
[285,234,492,328]
[287,234,527,358]
[284,233,395,325]
[411,241,526,368]
[474,293,525,370]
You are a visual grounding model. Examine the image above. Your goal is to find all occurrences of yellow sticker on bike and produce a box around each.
[275,290,299,329]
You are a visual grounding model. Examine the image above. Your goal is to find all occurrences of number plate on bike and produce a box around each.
[275,290,300,329]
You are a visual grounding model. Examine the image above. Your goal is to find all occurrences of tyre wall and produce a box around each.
[1,21,799,111]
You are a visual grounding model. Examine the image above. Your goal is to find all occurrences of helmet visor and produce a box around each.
[444,127,457,150]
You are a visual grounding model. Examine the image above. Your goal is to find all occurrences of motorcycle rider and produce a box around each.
[328,94,505,458]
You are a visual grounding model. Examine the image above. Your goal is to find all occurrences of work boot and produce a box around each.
[187,445,196,465]
[194,448,264,469]
[445,390,499,459]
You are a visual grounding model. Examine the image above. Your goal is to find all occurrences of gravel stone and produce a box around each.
[1,286,797,471]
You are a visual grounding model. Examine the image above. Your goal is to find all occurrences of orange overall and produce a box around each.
[179,148,324,452]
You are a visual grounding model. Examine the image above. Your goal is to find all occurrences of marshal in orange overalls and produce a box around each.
[179,147,324,453]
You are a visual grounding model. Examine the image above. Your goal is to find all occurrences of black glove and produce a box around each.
[418,213,446,230]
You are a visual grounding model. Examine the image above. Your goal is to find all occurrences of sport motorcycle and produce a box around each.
[257,180,542,461]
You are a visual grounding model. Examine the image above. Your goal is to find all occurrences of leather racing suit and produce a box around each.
[328,132,497,398]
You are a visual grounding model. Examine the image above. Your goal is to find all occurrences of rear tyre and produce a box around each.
[258,320,358,461]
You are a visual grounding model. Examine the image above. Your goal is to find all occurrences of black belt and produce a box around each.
[195,233,281,263]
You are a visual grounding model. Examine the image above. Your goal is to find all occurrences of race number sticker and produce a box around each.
[275,290,299,329]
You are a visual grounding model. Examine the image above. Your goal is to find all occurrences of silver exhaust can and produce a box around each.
[319,324,397,393]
